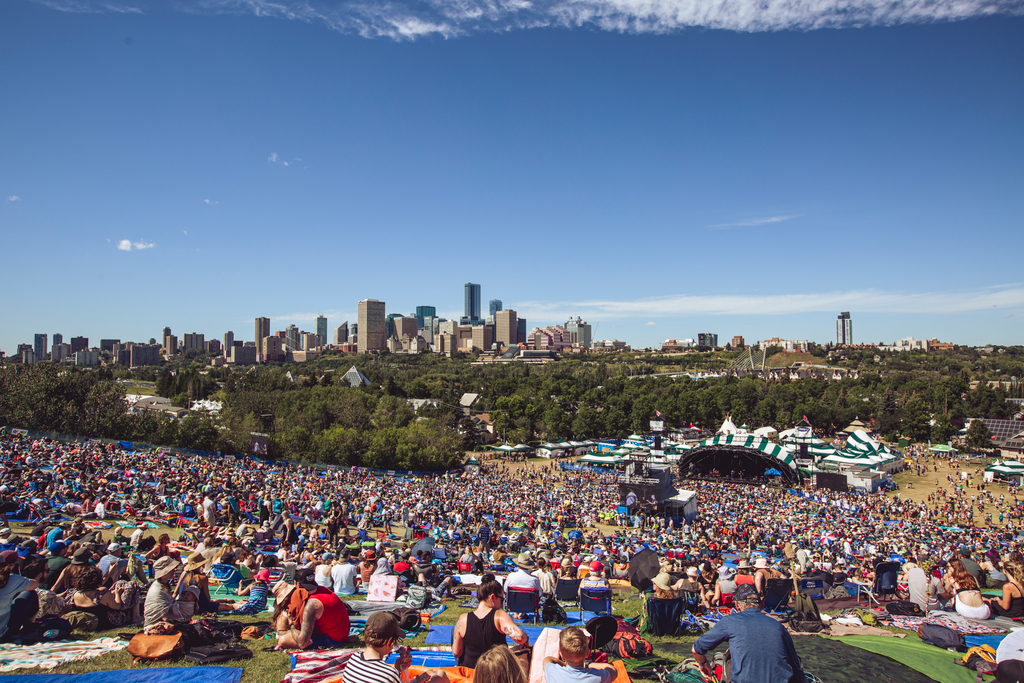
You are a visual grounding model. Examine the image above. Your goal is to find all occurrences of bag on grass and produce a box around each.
[603,632,653,659]
[885,600,923,616]
[127,632,185,664]
[184,643,254,664]
[64,610,100,632]
[542,596,567,624]
[958,644,998,675]
[406,584,431,610]
[789,591,824,633]
[917,623,966,651]
[390,607,422,632]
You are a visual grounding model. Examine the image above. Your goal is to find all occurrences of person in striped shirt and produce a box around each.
[343,612,448,683]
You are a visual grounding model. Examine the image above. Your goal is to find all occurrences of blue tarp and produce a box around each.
[426,625,553,646]
[5,667,243,683]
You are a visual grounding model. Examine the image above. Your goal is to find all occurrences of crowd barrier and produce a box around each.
[787,487,861,513]
[1,426,460,479]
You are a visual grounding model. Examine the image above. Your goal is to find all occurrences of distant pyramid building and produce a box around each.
[341,365,371,388]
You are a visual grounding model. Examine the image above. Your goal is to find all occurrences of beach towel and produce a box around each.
[284,651,356,683]
[0,637,128,672]
[837,633,976,683]
[529,628,562,683]
[425,625,553,646]
[885,614,1007,635]
[16,666,243,683]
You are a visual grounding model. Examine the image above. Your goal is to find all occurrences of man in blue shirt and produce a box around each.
[692,584,804,683]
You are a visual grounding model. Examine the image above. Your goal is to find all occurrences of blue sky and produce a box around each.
[2,0,1022,355]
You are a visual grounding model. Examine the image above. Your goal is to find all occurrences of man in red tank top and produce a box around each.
[277,583,351,649]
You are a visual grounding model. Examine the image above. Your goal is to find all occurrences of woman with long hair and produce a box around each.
[987,560,1024,618]
[946,559,991,620]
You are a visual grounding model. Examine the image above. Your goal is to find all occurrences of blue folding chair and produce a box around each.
[580,587,612,616]
[797,579,825,599]
[209,564,244,597]
[645,596,684,636]
[506,587,542,624]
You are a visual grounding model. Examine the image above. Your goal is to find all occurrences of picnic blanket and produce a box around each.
[0,637,128,672]
[284,651,356,683]
[18,667,243,683]
[838,633,976,683]
[885,613,1008,635]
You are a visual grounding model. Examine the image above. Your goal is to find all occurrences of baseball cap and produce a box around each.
[107,543,123,553]
[735,584,760,604]
[365,611,403,642]
[48,541,66,555]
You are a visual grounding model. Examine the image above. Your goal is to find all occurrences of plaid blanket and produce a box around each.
[885,614,1008,635]
[0,637,128,672]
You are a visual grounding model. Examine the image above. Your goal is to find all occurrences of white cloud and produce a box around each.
[117,239,156,251]
[28,0,1024,39]
[268,152,278,163]
[645,321,657,326]
[711,215,798,229]
[513,285,1024,321]
[204,199,218,204]
[6,196,20,202]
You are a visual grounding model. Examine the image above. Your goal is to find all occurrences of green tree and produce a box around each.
[931,413,956,443]
[965,419,994,452]
[901,397,932,443]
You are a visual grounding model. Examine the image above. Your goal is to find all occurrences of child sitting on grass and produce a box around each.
[225,568,270,615]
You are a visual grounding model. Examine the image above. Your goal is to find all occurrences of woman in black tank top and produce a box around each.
[453,576,529,668]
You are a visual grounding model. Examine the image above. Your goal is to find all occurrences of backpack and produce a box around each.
[885,600,924,616]
[406,584,431,610]
[917,623,966,651]
[184,643,254,664]
[603,632,653,659]
[615,618,639,635]
[390,607,422,632]
[958,644,998,675]
[542,596,567,624]
[789,591,824,633]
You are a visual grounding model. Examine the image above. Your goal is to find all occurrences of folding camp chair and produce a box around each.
[555,578,582,607]
[858,561,900,605]
[680,588,704,613]
[580,587,612,616]
[209,564,244,597]
[506,587,542,624]
[645,596,684,636]
[264,567,285,583]
[762,578,793,612]
[797,579,826,599]
[457,562,474,573]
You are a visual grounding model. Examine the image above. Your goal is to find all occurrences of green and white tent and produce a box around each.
[696,434,797,470]
[512,444,533,452]
[492,444,516,454]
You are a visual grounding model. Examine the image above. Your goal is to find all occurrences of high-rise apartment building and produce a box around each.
[415,306,436,327]
[333,322,349,344]
[463,283,481,325]
[302,333,318,351]
[52,334,63,356]
[99,339,120,355]
[489,299,503,318]
[129,343,161,367]
[837,312,853,346]
[262,336,285,362]
[357,299,386,353]
[517,318,527,343]
[565,317,592,349]
[495,309,519,346]
[385,313,403,340]
[52,343,71,362]
[204,339,222,355]
[697,332,718,348]
[163,335,178,355]
[70,336,89,354]
[223,331,234,356]
[255,317,270,349]
[34,334,47,362]
[182,333,205,352]
[285,324,299,350]
[471,324,495,352]
[731,336,745,349]
[394,317,418,341]
[316,316,327,347]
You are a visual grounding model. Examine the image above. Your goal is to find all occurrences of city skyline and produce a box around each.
[2,4,1022,354]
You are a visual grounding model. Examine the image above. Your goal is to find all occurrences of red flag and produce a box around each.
[803,415,808,421]
[655,410,663,418]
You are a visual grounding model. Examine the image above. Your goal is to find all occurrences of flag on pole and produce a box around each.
[655,410,662,418]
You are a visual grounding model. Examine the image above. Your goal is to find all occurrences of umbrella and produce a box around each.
[765,468,782,476]
[567,529,583,540]
[627,547,660,592]
[411,536,436,558]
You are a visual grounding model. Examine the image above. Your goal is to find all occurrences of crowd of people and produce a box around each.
[1,429,1023,682]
